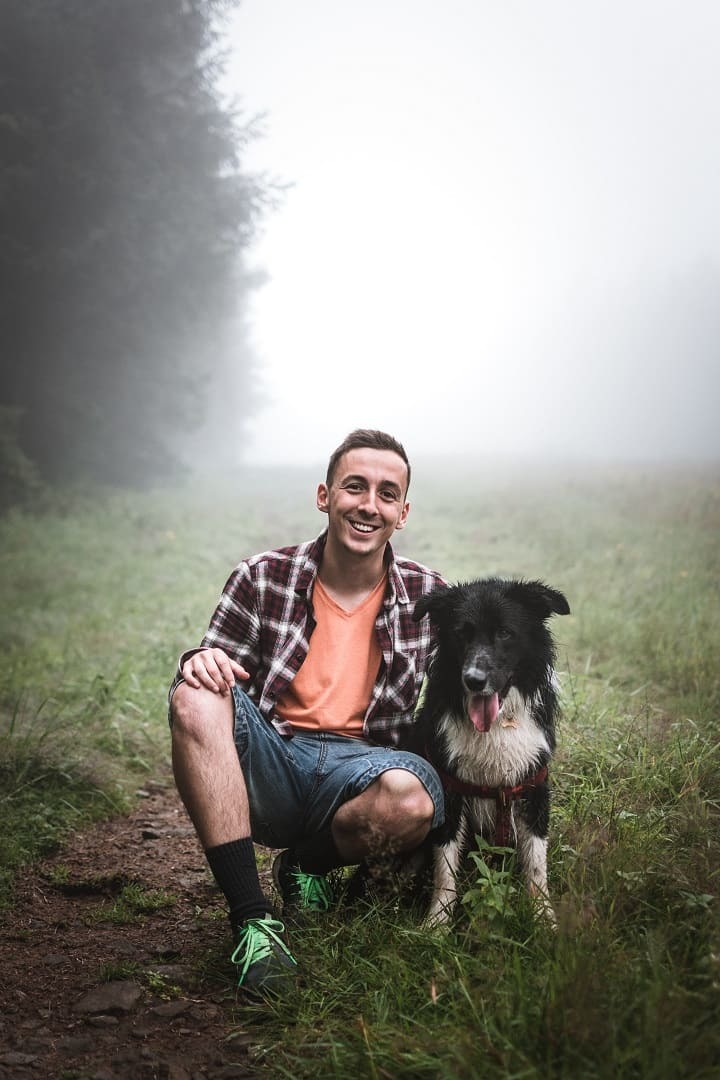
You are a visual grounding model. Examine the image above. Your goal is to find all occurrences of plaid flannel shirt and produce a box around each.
[171,531,445,745]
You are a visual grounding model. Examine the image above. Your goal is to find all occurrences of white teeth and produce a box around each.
[351,521,374,532]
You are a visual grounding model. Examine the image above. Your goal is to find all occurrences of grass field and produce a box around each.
[1,461,718,1077]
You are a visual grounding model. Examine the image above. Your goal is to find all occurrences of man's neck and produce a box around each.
[318,538,388,606]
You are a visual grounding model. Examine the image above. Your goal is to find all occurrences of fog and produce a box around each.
[222,0,720,468]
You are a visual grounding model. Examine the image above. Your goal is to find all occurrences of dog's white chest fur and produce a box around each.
[438,687,550,788]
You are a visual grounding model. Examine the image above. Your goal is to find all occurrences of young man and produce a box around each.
[169,430,445,995]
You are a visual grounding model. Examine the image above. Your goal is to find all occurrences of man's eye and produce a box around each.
[380,490,398,501]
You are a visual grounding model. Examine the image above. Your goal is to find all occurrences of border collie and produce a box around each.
[409,577,570,927]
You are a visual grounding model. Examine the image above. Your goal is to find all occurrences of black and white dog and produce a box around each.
[408,578,570,927]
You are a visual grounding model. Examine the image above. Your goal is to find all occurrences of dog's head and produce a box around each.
[413,578,570,731]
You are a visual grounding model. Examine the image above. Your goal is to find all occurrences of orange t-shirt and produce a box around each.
[275,574,386,736]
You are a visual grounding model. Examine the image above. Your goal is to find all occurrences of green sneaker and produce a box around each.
[230,914,297,995]
[272,850,335,913]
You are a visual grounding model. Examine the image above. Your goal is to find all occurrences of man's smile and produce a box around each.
[348,518,380,534]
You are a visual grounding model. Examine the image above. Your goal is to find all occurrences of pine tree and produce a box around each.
[0,0,267,485]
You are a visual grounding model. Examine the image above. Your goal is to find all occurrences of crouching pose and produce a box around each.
[169,429,445,995]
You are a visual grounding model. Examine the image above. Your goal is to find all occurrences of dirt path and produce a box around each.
[0,778,272,1079]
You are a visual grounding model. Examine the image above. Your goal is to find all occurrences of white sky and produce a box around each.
[222,0,720,467]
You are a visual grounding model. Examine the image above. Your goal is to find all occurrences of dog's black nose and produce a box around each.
[464,670,488,693]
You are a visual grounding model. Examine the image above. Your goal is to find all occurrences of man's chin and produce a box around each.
[344,525,385,551]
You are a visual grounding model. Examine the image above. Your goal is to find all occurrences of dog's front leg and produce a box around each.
[425,818,467,928]
[516,824,556,925]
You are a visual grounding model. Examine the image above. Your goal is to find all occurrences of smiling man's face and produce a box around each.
[317,447,410,560]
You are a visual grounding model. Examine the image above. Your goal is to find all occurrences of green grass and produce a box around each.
[1,461,719,1076]
[91,882,178,924]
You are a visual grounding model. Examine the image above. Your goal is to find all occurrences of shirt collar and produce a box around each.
[294,531,327,595]
[294,531,409,605]
[384,541,410,605]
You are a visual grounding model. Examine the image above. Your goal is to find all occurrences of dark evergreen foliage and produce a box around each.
[0,0,267,486]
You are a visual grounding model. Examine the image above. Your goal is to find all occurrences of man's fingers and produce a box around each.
[199,653,229,693]
[182,649,246,693]
[214,657,238,691]
[181,663,201,688]
[208,650,249,687]
[183,659,221,693]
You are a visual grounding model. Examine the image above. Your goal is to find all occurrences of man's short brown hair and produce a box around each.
[326,429,411,495]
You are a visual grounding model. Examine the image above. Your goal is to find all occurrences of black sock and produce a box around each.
[294,827,346,876]
[205,837,271,928]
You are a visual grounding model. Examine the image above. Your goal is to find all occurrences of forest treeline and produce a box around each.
[0,0,269,506]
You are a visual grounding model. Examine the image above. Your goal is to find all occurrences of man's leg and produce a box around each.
[294,768,436,875]
[270,735,444,912]
[333,768,435,861]
[170,683,249,848]
[170,684,295,992]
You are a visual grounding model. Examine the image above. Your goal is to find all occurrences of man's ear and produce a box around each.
[395,501,410,531]
[316,483,329,514]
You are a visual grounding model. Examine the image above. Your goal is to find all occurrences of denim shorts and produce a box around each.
[231,687,444,849]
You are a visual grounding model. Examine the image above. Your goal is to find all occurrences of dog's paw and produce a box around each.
[422,917,452,934]
[423,902,455,932]
[526,878,556,924]
[530,891,557,928]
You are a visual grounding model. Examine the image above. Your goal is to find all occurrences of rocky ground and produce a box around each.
[0,779,275,1079]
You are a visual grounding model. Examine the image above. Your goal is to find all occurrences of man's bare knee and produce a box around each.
[170,683,234,744]
[333,768,435,857]
[374,769,435,829]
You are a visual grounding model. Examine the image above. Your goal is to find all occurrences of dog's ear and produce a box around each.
[412,586,454,624]
[507,580,570,619]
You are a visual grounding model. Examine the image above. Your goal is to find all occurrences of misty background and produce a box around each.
[228,0,720,468]
[2,0,719,506]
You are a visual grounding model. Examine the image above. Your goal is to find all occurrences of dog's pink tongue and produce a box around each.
[468,692,499,732]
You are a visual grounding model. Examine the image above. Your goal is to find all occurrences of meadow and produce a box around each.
[1,460,718,1077]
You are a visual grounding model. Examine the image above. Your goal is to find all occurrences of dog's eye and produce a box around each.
[496,628,514,641]
[459,622,475,641]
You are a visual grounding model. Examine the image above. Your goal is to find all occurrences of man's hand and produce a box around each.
[182,648,250,695]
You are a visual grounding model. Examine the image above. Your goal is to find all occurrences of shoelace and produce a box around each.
[230,917,297,984]
[293,870,334,911]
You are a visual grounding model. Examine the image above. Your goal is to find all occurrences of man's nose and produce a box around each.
[358,489,379,514]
